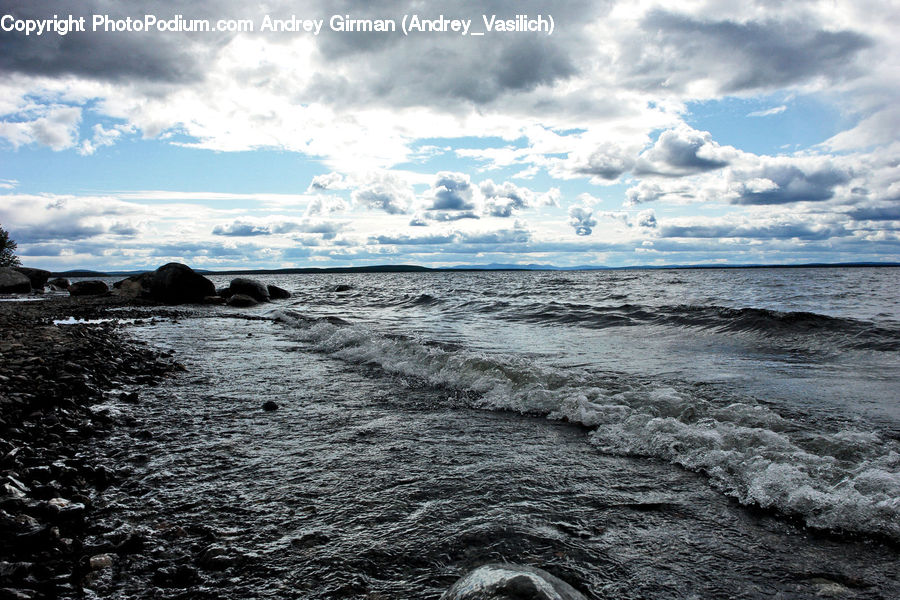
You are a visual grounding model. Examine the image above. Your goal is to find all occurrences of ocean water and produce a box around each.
[92,267,899,598]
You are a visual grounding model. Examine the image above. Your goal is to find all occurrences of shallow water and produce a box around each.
[90,268,899,598]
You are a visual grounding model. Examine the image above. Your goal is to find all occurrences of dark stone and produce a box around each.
[13,268,50,291]
[267,284,291,300]
[113,272,152,298]
[68,280,109,296]
[0,268,32,294]
[262,401,278,412]
[152,564,201,588]
[147,263,215,305]
[227,278,269,302]
[216,286,234,299]
[333,284,352,293]
[226,294,258,308]
[48,277,70,290]
[442,564,587,600]
[202,296,226,305]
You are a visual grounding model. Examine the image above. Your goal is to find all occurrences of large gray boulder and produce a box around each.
[14,267,50,291]
[226,293,258,308]
[69,280,110,296]
[267,284,291,300]
[147,263,215,304]
[0,267,33,293]
[442,564,587,600]
[49,277,70,290]
[228,278,269,302]
[113,272,153,298]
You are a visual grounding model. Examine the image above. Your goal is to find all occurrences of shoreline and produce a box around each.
[0,295,185,599]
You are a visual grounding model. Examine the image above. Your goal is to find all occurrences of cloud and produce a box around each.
[568,205,597,236]
[308,172,348,191]
[729,161,851,205]
[658,216,849,240]
[479,180,559,217]
[634,126,731,177]
[636,209,657,228]
[429,172,477,211]
[630,10,871,94]
[0,104,81,151]
[351,172,415,214]
[212,219,344,238]
[748,105,787,118]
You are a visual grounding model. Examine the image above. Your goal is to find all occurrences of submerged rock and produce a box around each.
[262,401,278,411]
[148,263,215,304]
[267,284,291,300]
[68,280,109,296]
[0,268,32,294]
[226,294,258,308]
[228,278,270,302]
[442,564,587,600]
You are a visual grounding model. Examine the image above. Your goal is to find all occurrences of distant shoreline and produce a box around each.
[49,261,900,278]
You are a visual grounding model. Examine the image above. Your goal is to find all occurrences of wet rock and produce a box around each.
[333,284,352,293]
[152,564,201,588]
[196,544,236,570]
[202,295,226,305]
[262,401,278,412]
[267,284,291,300]
[112,272,152,298]
[13,268,50,291]
[69,280,109,297]
[226,294,258,308]
[147,263,215,305]
[48,277,70,290]
[89,553,114,570]
[442,564,587,600]
[227,278,270,302]
[0,268,32,294]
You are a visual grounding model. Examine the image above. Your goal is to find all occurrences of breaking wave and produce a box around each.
[274,309,900,542]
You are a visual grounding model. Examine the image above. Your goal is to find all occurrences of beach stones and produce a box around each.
[0,268,32,293]
[69,280,109,296]
[148,263,216,304]
[442,564,587,600]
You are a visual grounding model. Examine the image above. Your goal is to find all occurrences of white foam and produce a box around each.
[275,311,900,541]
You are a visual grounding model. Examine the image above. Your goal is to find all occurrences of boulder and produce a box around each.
[68,280,109,296]
[13,267,50,291]
[262,401,278,411]
[442,564,587,600]
[267,284,291,300]
[0,268,32,294]
[216,286,234,299]
[226,294,258,308]
[48,277,70,290]
[147,263,215,304]
[228,278,269,302]
[113,272,152,298]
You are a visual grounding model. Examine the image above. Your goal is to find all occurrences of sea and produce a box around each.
[80,267,899,599]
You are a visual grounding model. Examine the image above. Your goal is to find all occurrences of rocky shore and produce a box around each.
[0,295,186,599]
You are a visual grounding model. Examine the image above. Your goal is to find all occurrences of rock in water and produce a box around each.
[69,280,110,296]
[267,284,291,299]
[262,401,278,411]
[227,294,258,307]
[48,277,70,289]
[113,272,152,298]
[0,267,32,293]
[13,267,50,291]
[148,263,216,304]
[228,278,270,302]
[442,564,587,600]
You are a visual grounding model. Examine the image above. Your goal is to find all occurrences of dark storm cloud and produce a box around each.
[731,165,850,205]
[659,221,848,240]
[12,222,106,243]
[631,10,871,93]
[847,203,900,221]
[0,0,229,82]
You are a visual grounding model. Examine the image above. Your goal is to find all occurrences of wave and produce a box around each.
[273,310,900,543]
[457,301,900,351]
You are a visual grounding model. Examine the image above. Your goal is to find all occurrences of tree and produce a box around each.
[0,225,21,267]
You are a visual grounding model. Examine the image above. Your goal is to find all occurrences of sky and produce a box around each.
[1,0,899,271]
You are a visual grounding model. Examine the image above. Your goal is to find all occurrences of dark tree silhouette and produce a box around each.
[0,225,20,267]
